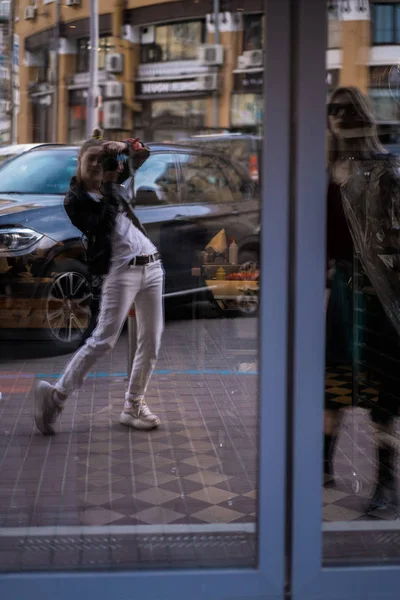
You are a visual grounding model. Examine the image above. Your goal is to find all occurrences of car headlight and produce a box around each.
[0,228,44,256]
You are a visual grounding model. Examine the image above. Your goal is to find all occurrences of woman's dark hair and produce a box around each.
[327,86,386,164]
[76,128,104,185]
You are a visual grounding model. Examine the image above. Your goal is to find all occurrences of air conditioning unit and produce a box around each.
[103,101,122,130]
[66,0,80,6]
[105,81,124,99]
[237,55,248,70]
[197,73,219,91]
[122,24,140,44]
[141,26,155,45]
[24,6,36,20]
[198,44,224,66]
[105,53,124,74]
[243,50,263,68]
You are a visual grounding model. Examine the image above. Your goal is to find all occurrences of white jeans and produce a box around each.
[55,261,164,403]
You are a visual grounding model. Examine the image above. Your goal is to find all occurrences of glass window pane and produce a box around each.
[243,14,264,51]
[1,3,262,574]
[395,5,400,43]
[154,21,203,62]
[323,1,400,565]
[373,4,394,43]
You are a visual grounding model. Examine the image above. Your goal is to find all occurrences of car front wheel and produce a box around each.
[43,259,97,352]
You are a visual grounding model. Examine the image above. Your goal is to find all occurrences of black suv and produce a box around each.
[0,144,260,351]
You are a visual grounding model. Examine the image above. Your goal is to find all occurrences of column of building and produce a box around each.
[206,11,243,130]
[339,0,371,93]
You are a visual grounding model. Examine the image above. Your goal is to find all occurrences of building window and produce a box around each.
[242,14,264,52]
[77,36,114,73]
[231,93,263,130]
[32,99,53,143]
[373,3,400,44]
[37,50,54,84]
[68,88,105,143]
[141,21,204,63]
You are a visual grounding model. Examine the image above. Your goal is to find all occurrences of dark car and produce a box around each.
[0,143,260,351]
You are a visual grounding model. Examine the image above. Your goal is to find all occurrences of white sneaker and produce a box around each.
[120,400,160,430]
[34,380,63,435]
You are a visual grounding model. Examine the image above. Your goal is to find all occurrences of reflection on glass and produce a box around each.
[0,1,261,573]
[324,0,400,565]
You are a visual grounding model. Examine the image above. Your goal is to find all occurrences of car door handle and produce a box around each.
[174,214,185,220]
[231,209,239,216]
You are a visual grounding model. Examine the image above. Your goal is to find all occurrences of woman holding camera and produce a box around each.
[34,130,164,434]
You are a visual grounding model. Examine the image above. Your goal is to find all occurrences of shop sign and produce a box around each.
[233,72,263,92]
[70,70,108,87]
[136,79,201,96]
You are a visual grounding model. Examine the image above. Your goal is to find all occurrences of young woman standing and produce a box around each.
[325,86,400,512]
[34,132,164,434]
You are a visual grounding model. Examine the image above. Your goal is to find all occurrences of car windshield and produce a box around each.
[0,148,78,194]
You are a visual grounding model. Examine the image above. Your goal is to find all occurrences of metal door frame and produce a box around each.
[290,1,400,598]
[0,2,289,599]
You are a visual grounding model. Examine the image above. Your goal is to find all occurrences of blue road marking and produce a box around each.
[0,368,258,379]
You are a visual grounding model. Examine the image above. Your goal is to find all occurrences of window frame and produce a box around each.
[290,1,400,597]
[242,12,265,53]
[140,19,206,64]
[0,2,292,598]
[76,35,113,73]
[372,2,400,45]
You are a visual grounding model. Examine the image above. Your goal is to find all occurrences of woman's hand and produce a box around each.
[102,141,127,155]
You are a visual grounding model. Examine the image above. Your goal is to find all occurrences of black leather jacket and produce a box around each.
[341,153,400,337]
[64,178,148,276]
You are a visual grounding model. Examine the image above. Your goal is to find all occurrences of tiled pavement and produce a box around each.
[0,315,400,571]
[0,314,259,570]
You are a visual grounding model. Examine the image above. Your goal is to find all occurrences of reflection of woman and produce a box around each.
[325,87,400,512]
[34,131,164,435]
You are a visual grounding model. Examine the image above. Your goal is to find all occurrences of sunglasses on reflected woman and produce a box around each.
[327,103,358,118]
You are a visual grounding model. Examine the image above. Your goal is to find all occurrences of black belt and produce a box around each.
[128,252,160,266]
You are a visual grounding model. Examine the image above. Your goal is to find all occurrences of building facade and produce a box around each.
[12,0,400,144]
[13,0,264,144]
[327,0,400,144]
[0,0,11,143]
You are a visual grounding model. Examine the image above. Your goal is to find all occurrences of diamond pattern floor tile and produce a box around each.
[134,506,184,524]
[192,506,245,524]
[79,508,125,526]
[135,472,178,487]
[189,486,238,505]
[134,487,180,506]
[183,455,219,469]
[184,471,232,486]
[79,491,125,507]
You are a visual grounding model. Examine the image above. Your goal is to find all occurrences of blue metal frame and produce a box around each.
[291,1,400,599]
[0,2,289,598]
